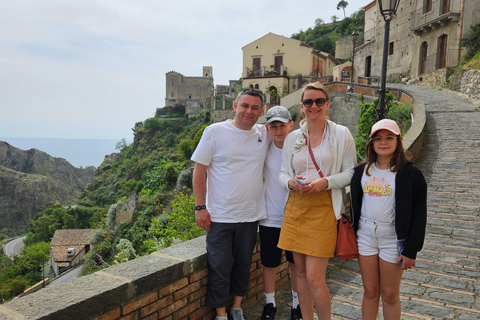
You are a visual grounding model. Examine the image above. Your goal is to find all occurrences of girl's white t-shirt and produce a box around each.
[360,163,397,223]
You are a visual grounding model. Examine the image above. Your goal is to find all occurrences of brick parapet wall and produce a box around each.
[0,236,290,320]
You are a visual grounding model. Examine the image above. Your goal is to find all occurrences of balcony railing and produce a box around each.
[419,49,459,75]
[244,65,287,78]
[411,0,461,34]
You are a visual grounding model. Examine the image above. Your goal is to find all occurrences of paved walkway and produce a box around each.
[244,85,480,320]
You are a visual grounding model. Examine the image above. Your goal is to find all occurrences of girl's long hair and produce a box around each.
[365,134,406,176]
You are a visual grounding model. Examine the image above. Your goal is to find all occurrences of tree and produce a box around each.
[115,138,129,151]
[331,15,339,23]
[315,18,324,27]
[337,0,348,18]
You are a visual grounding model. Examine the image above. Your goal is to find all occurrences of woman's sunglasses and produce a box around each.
[302,98,327,108]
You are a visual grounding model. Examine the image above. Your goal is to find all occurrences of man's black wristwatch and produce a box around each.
[195,205,206,211]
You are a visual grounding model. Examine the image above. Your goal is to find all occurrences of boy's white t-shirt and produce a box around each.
[191,120,270,223]
[360,163,397,223]
[260,143,287,228]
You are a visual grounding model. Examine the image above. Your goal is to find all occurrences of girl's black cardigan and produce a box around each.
[350,160,427,259]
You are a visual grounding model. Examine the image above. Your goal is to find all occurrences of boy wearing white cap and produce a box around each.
[260,106,302,320]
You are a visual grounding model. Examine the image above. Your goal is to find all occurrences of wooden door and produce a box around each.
[365,56,372,78]
[420,43,428,74]
[442,0,450,14]
[274,56,283,74]
[438,35,447,69]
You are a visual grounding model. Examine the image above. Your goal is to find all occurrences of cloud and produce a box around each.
[0,0,366,139]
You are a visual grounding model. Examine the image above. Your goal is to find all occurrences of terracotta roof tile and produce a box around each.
[50,229,95,263]
[50,229,95,247]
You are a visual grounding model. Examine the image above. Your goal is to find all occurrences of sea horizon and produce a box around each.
[0,137,128,168]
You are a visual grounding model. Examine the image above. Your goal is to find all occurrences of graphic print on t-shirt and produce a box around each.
[363,176,392,197]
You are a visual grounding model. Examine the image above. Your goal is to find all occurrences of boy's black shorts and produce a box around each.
[259,225,294,268]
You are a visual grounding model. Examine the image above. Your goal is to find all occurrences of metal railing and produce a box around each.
[311,75,334,83]
[419,49,459,74]
[245,65,286,78]
[411,0,461,29]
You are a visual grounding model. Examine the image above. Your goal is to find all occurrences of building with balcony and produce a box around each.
[354,0,480,85]
[241,33,338,105]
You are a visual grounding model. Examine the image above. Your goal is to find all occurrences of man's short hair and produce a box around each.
[236,87,264,107]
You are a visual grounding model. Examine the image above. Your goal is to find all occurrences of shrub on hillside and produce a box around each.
[356,93,413,162]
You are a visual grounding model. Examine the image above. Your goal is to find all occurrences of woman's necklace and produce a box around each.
[310,134,322,145]
[309,125,326,145]
[306,125,328,181]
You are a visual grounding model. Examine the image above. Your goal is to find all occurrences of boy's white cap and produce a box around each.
[370,119,400,137]
[265,106,291,125]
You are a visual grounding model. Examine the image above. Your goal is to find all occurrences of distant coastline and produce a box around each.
[0,137,124,168]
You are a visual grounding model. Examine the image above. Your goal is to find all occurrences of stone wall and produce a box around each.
[210,109,236,123]
[461,68,480,99]
[409,68,447,87]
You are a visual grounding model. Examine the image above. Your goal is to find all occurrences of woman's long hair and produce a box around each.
[365,134,406,175]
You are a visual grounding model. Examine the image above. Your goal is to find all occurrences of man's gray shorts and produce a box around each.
[205,221,258,308]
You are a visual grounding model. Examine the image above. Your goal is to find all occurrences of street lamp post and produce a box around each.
[350,31,359,93]
[377,0,401,120]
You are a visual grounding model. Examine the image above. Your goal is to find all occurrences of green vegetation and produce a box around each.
[1,105,209,300]
[291,9,364,56]
[461,23,480,64]
[75,107,209,268]
[0,242,49,300]
[446,23,480,89]
[355,93,413,162]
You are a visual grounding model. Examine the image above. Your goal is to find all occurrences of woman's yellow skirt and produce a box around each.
[278,190,337,257]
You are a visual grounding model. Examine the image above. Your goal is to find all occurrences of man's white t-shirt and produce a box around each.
[191,120,270,223]
[260,143,287,228]
[360,163,397,223]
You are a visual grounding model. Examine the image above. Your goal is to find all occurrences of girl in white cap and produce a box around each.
[350,119,427,320]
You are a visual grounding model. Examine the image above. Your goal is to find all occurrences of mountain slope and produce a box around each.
[0,141,95,236]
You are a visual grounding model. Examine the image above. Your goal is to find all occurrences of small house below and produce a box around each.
[49,229,95,276]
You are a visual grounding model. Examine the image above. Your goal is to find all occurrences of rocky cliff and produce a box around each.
[0,141,95,235]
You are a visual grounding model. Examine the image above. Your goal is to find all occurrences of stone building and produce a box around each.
[49,229,94,276]
[353,0,480,85]
[165,66,214,117]
[242,32,338,107]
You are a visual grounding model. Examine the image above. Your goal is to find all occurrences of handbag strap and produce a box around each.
[303,133,332,199]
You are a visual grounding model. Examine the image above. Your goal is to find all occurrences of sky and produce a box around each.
[0,0,367,141]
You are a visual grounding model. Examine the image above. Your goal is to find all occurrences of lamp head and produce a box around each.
[378,0,400,21]
[351,31,359,42]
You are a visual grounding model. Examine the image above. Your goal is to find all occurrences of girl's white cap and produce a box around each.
[370,119,400,137]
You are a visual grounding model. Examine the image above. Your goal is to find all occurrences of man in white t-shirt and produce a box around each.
[191,88,271,320]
